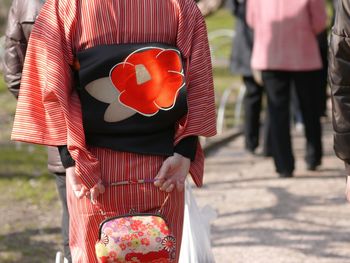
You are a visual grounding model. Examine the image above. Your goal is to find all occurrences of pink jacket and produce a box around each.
[247,0,327,71]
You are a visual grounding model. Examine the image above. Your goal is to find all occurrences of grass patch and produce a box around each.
[213,67,241,95]
[0,143,48,177]
[0,74,6,92]
[205,8,242,102]
[0,174,57,203]
[0,143,56,203]
[205,8,234,32]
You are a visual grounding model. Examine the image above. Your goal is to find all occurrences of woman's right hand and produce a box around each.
[66,166,105,204]
[154,153,190,193]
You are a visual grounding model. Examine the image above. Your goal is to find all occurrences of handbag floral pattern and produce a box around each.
[95,214,176,263]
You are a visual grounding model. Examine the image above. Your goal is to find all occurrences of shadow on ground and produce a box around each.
[0,227,61,263]
[210,185,350,260]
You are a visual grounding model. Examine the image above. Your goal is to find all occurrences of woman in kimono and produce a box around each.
[11,0,216,262]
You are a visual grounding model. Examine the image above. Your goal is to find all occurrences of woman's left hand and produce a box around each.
[66,166,90,199]
[66,166,105,204]
[154,153,191,192]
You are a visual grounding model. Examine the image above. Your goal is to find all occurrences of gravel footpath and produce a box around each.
[194,119,350,263]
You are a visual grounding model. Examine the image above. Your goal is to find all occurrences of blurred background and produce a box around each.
[0,0,337,262]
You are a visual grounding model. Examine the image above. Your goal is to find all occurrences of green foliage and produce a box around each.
[205,8,234,32]
[213,67,240,95]
[205,9,241,93]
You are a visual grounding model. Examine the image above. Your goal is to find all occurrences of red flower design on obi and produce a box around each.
[110,47,185,116]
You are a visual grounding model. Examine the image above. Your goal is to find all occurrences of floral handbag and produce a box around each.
[95,180,176,263]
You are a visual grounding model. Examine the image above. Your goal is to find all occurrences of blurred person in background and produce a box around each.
[329,0,350,202]
[230,0,270,156]
[247,0,327,177]
[331,0,338,23]
[197,0,225,16]
[2,0,71,261]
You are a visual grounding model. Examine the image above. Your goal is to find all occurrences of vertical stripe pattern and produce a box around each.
[11,0,216,262]
[67,150,185,262]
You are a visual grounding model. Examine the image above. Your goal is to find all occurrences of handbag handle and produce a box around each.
[93,179,170,219]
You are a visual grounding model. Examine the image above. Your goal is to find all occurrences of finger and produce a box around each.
[73,188,86,199]
[160,179,174,191]
[90,183,105,204]
[90,187,98,204]
[73,190,81,198]
[72,183,84,198]
[98,183,105,194]
[77,187,89,199]
[155,160,170,182]
[154,178,165,187]
[165,183,175,193]
[95,181,105,194]
[71,183,81,192]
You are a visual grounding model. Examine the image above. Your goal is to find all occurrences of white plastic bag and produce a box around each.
[55,251,69,263]
[179,180,217,263]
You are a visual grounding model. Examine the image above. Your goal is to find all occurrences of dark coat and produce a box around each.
[329,0,350,174]
[4,0,45,98]
[230,0,254,76]
[3,0,65,174]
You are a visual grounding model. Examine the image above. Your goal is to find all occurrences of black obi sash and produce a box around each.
[76,43,188,156]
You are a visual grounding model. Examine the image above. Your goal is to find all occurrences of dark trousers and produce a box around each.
[243,76,264,152]
[54,173,72,262]
[262,70,323,174]
[317,30,329,117]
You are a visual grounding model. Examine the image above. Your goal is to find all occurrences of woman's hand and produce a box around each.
[66,166,89,198]
[66,166,105,204]
[154,153,191,192]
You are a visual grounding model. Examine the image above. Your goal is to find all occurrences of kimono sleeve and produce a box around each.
[11,0,101,189]
[176,4,217,187]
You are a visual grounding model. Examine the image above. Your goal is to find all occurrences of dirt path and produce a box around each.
[196,119,350,263]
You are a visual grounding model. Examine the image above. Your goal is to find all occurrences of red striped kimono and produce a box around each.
[11,0,216,262]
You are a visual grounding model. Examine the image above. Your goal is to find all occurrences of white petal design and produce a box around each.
[85,77,119,104]
[104,99,136,123]
[135,64,151,85]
